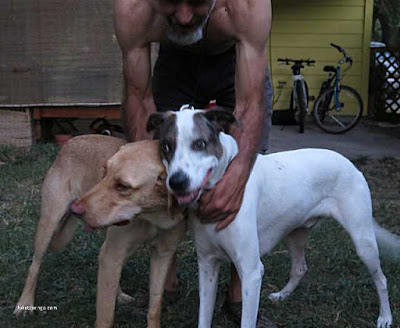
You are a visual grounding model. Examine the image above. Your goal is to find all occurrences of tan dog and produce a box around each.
[14,135,186,328]
[71,139,186,328]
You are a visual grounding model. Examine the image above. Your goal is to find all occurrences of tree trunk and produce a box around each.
[381,20,400,47]
[375,0,400,47]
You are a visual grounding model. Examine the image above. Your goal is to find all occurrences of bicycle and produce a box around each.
[277,58,315,133]
[313,43,363,134]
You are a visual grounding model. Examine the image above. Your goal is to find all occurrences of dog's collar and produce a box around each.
[179,104,195,111]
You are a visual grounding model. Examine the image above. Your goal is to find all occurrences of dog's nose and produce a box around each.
[169,171,189,193]
[70,200,86,216]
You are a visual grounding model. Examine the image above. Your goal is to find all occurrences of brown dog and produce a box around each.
[14,135,186,328]
[71,139,186,328]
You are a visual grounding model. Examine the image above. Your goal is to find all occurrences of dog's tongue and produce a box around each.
[84,223,94,233]
[176,189,199,205]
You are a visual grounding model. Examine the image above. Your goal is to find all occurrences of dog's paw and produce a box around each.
[268,291,290,302]
[13,300,35,317]
[116,290,135,304]
[377,313,393,328]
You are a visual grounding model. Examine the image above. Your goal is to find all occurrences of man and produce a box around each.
[114,0,273,324]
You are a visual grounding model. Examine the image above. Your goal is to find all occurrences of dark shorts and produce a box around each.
[152,43,272,151]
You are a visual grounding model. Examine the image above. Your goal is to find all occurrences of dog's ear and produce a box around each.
[146,112,168,132]
[154,170,168,196]
[203,107,236,133]
[168,193,180,221]
[154,170,182,221]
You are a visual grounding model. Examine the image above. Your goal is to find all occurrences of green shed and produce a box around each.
[269,0,374,114]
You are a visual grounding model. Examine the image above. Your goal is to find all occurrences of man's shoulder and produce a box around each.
[114,0,166,45]
[115,0,152,11]
[222,0,266,15]
[115,0,159,23]
[210,0,270,38]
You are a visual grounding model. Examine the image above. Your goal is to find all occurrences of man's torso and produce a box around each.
[122,0,245,44]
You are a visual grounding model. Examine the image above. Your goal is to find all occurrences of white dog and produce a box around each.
[147,106,399,328]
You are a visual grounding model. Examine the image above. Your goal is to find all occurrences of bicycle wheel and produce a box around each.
[313,85,363,134]
[295,81,308,133]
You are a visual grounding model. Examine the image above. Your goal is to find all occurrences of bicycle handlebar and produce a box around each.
[330,43,345,53]
[330,43,352,64]
[277,58,316,66]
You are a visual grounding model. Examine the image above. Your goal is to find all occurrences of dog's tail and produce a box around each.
[373,219,400,262]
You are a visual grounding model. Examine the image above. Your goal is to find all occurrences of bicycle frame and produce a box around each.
[322,66,344,111]
[292,75,308,112]
[333,68,341,110]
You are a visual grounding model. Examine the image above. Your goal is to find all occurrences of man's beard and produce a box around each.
[166,26,203,46]
[165,0,215,46]
[166,20,206,46]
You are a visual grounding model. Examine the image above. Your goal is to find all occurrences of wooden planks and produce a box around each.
[273,0,365,6]
[0,109,33,147]
[273,5,365,21]
[0,0,122,105]
[272,20,364,35]
[32,106,121,119]
[271,34,363,48]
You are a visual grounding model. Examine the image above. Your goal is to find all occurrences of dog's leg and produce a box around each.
[351,235,392,327]
[14,186,71,317]
[147,221,186,328]
[334,202,392,328]
[49,215,79,251]
[217,207,264,328]
[269,228,308,302]
[95,242,125,328]
[197,254,221,328]
[116,286,135,304]
[95,222,152,328]
[236,259,264,328]
[345,228,392,327]
[225,230,264,327]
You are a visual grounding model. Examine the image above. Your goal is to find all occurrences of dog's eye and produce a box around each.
[192,139,206,151]
[161,140,171,153]
[115,183,130,192]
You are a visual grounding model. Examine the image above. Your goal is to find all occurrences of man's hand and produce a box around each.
[197,159,250,230]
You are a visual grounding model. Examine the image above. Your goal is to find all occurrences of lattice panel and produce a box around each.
[374,48,400,114]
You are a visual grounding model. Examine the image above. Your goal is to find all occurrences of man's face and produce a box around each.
[157,0,216,45]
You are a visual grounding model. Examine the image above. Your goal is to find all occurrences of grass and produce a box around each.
[0,144,399,328]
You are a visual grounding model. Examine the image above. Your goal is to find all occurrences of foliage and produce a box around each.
[373,0,400,46]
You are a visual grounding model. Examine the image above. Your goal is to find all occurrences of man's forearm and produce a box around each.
[123,93,156,142]
[232,99,265,168]
[120,42,155,142]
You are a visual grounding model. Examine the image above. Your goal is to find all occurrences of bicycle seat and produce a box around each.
[323,65,336,73]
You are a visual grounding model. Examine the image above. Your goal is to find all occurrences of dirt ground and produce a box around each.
[269,118,400,159]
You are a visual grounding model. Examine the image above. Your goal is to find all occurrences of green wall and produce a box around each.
[270,0,373,114]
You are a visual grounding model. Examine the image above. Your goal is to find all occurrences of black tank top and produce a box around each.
[167,38,235,55]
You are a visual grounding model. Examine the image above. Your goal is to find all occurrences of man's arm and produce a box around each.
[231,8,271,171]
[198,0,271,229]
[114,0,157,141]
